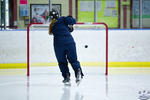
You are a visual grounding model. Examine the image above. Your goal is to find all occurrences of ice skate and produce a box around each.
[76,68,83,86]
[63,74,71,86]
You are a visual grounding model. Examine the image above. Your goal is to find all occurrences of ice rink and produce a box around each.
[0,67,150,100]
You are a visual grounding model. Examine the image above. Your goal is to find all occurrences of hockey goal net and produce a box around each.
[27,22,108,76]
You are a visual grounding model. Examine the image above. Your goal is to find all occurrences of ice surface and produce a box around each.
[0,67,150,100]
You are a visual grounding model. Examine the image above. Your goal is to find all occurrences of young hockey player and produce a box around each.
[49,9,84,85]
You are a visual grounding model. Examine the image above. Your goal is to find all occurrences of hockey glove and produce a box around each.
[68,25,74,32]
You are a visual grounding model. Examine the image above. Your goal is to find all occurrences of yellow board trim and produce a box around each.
[0,63,27,69]
[109,62,150,67]
[0,62,150,69]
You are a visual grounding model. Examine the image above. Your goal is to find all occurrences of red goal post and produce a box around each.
[27,22,108,76]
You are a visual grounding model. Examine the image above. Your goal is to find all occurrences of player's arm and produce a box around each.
[64,16,76,32]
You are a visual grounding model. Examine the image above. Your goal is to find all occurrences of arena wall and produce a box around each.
[0,29,150,68]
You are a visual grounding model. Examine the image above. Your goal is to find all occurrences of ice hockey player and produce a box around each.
[49,9,84,86]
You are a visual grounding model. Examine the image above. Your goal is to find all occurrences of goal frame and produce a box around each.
[27,22,108,76]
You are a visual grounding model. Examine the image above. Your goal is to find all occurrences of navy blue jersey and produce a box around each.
[52,16,76,45]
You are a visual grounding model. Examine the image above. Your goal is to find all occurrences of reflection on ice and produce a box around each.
[61,86,70,100]
[60,86,84,100]
[0,67,150,100]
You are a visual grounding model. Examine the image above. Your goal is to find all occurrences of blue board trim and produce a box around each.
[0,28,150,31]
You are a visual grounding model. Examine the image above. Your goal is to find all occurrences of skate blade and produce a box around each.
[76,79,82,86]
[64,82,71,86]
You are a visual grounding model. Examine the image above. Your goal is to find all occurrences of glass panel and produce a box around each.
[78,0,94,22]
[132,0,140,28]
[142,0,150,27]
[78,0,119,28]
[6,0,9,27]
[1,0,5,28]
[132,0,150,28]
[97,0,119,28]
[0,1,1,26]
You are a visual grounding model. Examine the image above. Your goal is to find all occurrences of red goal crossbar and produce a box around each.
[27,22,108,76]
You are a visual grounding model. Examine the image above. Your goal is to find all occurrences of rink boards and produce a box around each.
[0,29,150,68]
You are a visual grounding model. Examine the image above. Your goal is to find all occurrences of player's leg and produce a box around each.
[66,43,84,80]
[54,45,71,84]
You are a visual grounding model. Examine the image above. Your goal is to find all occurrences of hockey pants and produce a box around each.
[54,43,83,79]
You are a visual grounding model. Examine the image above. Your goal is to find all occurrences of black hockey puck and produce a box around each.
[85,45,88,48]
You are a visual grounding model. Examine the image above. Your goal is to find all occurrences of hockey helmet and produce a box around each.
[49,9,59,19]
